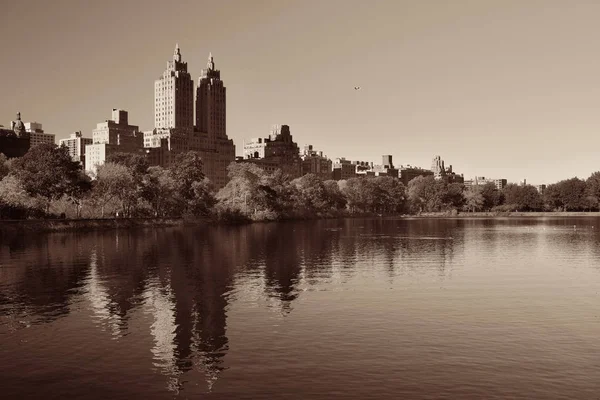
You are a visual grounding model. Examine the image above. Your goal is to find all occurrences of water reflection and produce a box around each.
[1,218,600,398]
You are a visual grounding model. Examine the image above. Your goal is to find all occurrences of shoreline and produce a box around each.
[1,212,600,234]
[411,211,600,218]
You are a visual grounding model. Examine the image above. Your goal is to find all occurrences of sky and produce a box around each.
[2,0,600,184]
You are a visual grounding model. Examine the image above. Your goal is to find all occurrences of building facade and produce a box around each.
[535,184,547,194]
[193,53,235,189]
[145,47,235,189]
[24,121,55,147]
[301,145,332,180]
[59,131,93,165]
[85,109,143,175]
[332,158,357,180]
[154,44,194,131]
[0,112,30,158]
[399,166,434,186]
[355,155,399,178]
[241,124,302,178]
[463,177,507,190]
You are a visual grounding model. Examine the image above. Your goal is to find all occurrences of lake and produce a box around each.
[1,217,599,399]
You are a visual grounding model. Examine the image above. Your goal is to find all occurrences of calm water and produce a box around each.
[1,218,600,399]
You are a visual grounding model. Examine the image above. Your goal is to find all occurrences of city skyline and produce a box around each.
[3,0,600,183]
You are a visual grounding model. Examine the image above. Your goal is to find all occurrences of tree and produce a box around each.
[11,143,87,213]
[407,175,446,213]
[92,163,134,217]
[216,163,265,215]
[291,174,330,214]
[141,166,178,217]
[323,180,347,211]
[106,152,149,177]
[373,176,406,214]
[64,173,92,218]
[188,178,216,216]
[463,186,484,212]
[543,184,562,211]
[544,178,587,211]
[480,182,503,210]
[0,175,46,217]
[444,183,465,210]
[341,177,377,213]
[0,154,9,180]
[586,172,600,210]
[502,184,542,211]
[557,178,587,211]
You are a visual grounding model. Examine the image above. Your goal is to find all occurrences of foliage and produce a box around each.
[0,153,9,180]
[480,182,503,210]
[407,176,445,213]
[11,143,89,212]
[0,175,46,215]
[502,183,543,211]
[141,166,179,217]
[92,162,135,217]
[8,147,600,220]
[463,186,484,212]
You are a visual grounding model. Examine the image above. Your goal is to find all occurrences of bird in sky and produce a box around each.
[354,86,361,90]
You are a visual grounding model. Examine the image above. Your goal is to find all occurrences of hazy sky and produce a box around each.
[2,0,600,183]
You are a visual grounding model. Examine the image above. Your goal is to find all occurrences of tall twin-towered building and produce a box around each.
[144,45,235,189]
[154,44,194,131]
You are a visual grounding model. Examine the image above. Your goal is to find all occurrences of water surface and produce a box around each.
[1,218,599,399]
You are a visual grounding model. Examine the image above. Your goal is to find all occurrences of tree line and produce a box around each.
[2,144,600,221]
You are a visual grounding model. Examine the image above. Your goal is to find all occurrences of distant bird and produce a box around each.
[354,86,361,90]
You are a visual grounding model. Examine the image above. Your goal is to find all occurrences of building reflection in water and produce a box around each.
[0,218,470,395]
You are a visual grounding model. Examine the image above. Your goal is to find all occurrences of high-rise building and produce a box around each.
[431,155,446,180]
[196,53,225,137]
[24,121,55,147]
[154,44,194,131]
[430,155,464,183]
[59,131,92,165]
[85,109,143,175]
[145,48,235,190]
[192,53,235,189]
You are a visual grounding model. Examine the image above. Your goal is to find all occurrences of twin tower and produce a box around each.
[152,44,234,189]
[154,44,226,139]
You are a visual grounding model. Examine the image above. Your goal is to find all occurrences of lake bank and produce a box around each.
[413,211,600,218]
[2,211,600,234]
[0,218,193,234]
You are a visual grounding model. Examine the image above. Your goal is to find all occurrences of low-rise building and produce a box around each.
[463,176,507,190]
[535,184,547,194]
[332,158,357,180]
[241,124,302,178]
[0,112,30,158]
[399,165,434,186]
[356,155,399,178]
[301,145,332,180]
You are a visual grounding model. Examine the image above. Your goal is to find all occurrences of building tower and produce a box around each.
[196,52,226,138]
[431,155,446,180]
[154,44,194,130]
[193,52,234,190]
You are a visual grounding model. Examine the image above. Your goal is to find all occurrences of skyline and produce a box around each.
[3,1,600,183]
